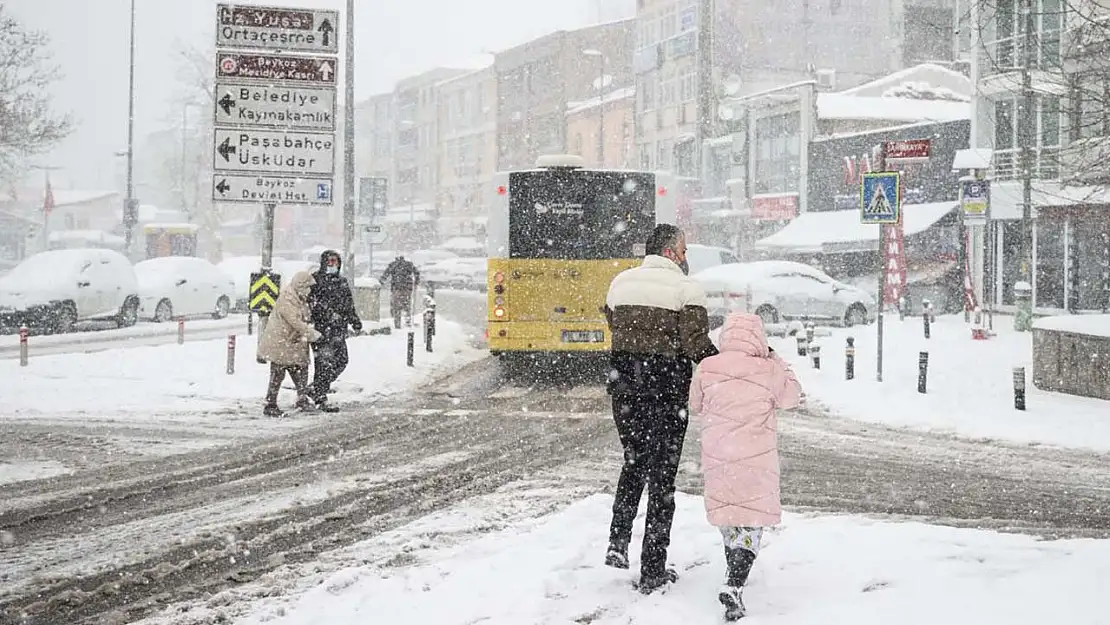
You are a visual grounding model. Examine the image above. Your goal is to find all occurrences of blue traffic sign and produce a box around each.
[860,172,901,224]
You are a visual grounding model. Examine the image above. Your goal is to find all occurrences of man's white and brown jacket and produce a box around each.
[604,255,719,399]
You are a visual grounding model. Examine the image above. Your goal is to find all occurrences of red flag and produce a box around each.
[43,176,55,216]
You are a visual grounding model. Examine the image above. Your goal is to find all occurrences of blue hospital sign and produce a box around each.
[317,182,332,201]
[860,172,901,225]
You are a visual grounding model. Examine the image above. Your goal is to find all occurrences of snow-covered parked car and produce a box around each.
[135,256,237,322]
[423,257,487,290]
[217,256,311,311]
[685,243,741,275]
[0,248,140,333]
[693,260,874,327]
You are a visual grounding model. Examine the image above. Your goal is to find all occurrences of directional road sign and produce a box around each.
[362,224,388,245]
[860,172,901,225]
[216,4,339,54]
[213,128,335,176]
[213,174,333,205]
[216,52,336,86]
[214,82,336,131]
[249,271,281,313]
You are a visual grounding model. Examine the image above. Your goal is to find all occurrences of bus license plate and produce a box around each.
[562,330,604,343]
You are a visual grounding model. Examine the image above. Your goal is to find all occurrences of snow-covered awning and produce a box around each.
[755,202,957,254]
[989,181,1110,220]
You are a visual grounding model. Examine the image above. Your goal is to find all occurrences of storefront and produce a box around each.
[988,182,1110,313]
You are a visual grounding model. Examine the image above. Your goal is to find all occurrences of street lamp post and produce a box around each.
[583,49,605,166]
[123,0,138,258]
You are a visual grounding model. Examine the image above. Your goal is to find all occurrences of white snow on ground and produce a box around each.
[0,459,70,484]
[143,492,1110,625]
[0,319,482,419]
[764,314,1110,451]
[0,317,246,352]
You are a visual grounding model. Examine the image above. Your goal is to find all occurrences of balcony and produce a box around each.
[990,147,1061,181]
[978,36,1068,97]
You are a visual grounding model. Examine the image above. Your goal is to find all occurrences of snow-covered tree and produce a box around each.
[0,7,72,184]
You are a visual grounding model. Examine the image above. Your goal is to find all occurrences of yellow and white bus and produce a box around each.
[486,155,675,357]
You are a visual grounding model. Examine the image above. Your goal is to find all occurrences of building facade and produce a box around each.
[388,67,469,249]
[495,19,635,170]
[435,66,498,239]
[355,92,394,184]
[565,87,636,167]
[973,0,1110,313]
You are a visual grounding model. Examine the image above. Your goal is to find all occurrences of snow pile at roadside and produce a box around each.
[765,314,1110,452]
[0,319,485,419]
[219,493,1109,625]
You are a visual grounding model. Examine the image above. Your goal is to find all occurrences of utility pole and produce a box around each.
[123,0,137,258]
[1016,0,1036,330]
[342,0,357,276]
[695,0,714,179]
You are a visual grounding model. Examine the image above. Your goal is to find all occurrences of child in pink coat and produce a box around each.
[689,313,802,621]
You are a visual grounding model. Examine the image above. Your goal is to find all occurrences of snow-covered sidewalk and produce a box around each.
[0,319,484,420]
[160,491,1108,625]
[765,314,1110,452]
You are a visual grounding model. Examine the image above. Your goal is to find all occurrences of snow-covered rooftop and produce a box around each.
[817,93,970,123]
[838,63,972,99]
[566,86,635,116]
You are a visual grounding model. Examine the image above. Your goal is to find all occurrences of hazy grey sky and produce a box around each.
[7,0,632,190]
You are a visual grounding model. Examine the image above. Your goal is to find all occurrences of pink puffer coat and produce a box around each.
[690,313,802,527]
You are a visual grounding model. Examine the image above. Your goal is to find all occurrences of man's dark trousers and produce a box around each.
[608,393,689,578]
[311,335,349,398]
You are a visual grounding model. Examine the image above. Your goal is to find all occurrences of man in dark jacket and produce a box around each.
[309,250,362,411]
[602,223,719,594]
[379,254,420,329]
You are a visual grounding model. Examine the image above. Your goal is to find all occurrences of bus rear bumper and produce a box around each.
[487,321,611,353]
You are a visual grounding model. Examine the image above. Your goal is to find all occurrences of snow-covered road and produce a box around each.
[2,356,1109,624]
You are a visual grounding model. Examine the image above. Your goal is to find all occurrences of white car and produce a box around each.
[685,243,741,275]
[0,248,140,333]
[693,260,875,327]
[217,256,311,311]
[423,257,487,290]
[135,256,237,322]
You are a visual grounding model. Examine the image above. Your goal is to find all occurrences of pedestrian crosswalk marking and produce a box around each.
[489,386,532,399]
[865,185,893,215]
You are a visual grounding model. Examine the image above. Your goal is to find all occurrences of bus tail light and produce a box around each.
[657,186,667,196]
[494,271,505,284]
[493,306,506,319]
[494,296,505,306]
[497,185,507,195]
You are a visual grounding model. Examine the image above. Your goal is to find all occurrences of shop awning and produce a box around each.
[988,181,1110,220]
[755,201,957,254]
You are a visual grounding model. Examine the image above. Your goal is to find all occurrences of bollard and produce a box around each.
[809,342,821,369]
[845,336,855,380]
[177,318,185,344]
[805,322,815,344]
[423,307,435,352]
[1013,366,1026,410]
[795,334,808,357]
[226,334,236,375]
[922,300,932,339]
[918,351,929,393]
[898,296,906,321]
[19,326,29,367]
[247,311,253,336]
[406,331,414,367]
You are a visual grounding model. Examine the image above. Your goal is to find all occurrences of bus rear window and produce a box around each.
[507,170,654,259]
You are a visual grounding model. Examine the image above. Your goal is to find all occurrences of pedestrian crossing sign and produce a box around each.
[860,172,901,225]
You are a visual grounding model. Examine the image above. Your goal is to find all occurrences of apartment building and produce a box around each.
[495,19,635,169]
[355,91,394,184]
[389,67,469,249]
[633,0,961,179]
[972,0,1110,313]
[435,66,497,239]
[566,87,637,167]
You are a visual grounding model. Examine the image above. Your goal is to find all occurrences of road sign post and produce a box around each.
[861,150,902,383]
[213,3,340,350]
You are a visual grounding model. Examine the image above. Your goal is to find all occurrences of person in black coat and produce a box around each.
[379,255,420,328]
[308,250,362,411]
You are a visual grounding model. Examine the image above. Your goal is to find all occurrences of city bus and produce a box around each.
[486,154,675,358]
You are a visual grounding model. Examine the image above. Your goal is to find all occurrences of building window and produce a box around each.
[992,94,1061,179]
[679,70,696,102]
[638,75,656,110]
[753,112,800,194]
[1035,217,1066,309]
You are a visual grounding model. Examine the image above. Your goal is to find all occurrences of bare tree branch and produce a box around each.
[0,6,73,184]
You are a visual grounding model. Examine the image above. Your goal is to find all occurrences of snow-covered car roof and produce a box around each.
[693,260,824,285]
